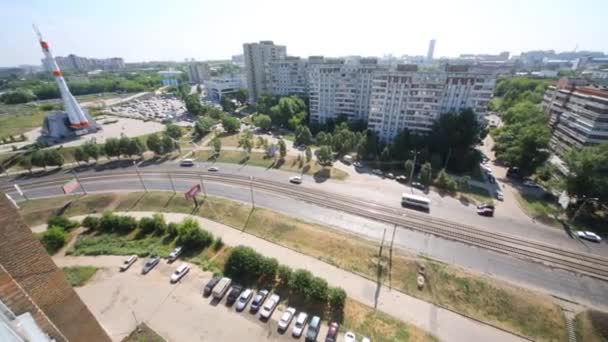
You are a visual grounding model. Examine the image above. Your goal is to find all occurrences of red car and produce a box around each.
[325,322,339,342]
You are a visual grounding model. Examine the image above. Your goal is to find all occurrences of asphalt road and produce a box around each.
[3,167,608,311]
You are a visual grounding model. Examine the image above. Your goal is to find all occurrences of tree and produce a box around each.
[118,136,131,157]
[315,145,333,165]
[316,132,329,146]
[194,117,215,138]
[220,96,236,112]
[0,89,35,104]
[161,135,178,154]
[146,134,163,155]
[290,269,314,298]
[165,123,182,140]
[256,94,278,115]
[305,147,312,163]
[434,169,457,192]
[104,138,121,159]
[30,150,46,169]
[40,226,67,254]
[253,114,272,130]
[278,265,293,285]
[73,147,87,164]
[565,142,608,203]
[404,160,414,180]
[47,216,77,231]
[380,146,391,170]
[234,89,248,104]
[82,216,100,230]
[83,141,99,162]
[45,149,64,167]
[127,138,146,158]
[294,125,313,146]
[19,156,32,173]
[309,276,329,301]
[222,116,240,133]
[184,94,203,115]
[419,162,432,186]
[328,287,347,310]
[238,129,254,155]
[458,175,471,192]
[212,136,222,156]
[176,218,213,249]
[268,96,306,127]
[278,139,287,159]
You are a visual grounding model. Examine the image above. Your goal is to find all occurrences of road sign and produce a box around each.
[62,179,80,194]
[185,184,201,201]
[558,191,570,210]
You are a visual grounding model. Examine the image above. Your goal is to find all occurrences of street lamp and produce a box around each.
[409,149,420,194]
[133,160,148,192]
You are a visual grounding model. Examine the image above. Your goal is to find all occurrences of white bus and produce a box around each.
[401,193,431,211]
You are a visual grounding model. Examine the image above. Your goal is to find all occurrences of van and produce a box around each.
[212,277,232,300]
[180,159,194,167]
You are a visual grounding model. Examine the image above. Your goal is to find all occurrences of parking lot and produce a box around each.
[60,256,337,342]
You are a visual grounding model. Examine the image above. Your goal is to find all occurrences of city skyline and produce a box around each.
[2,0,607,67]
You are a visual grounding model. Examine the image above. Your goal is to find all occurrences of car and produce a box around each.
[235,289,253,311]
[385,173,395,179]
[325,322,339,342]
[298,144,307,151]
[141,255,160,274]
[361,337,371,342]
[342,155,353,164]
[576,231,602,243]
[344,331,356,342]
[506,167,522,179]
[476,203,495,217]
[278,307,296,331]
[170,263,190,283]
[259,294,280,319]
[226,285,243,306]
[372,169,383,175]
[305,316,321,342]
[208,166,219,172]
[168,246,183,262]
[289,176,303,184]
[292,312,308,337]
[180,158,194,167]
[523,180,541,188]
[495,190,504,201]
[411,182,425,190]
[250,289,269,312]
[120,255,137,272]
[202,276,221,297]
[396,175,407,183]
[353,161,362,169]
[212,277,232,300]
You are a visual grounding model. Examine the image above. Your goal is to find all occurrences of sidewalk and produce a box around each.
[63,211,526,342]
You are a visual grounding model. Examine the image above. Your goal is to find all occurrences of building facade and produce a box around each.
[268,56,309,97]
[243,41,287,103]
[48,54,124,72]
[187,62,210,84]
[205,74,244,102]
[542,78,608,155]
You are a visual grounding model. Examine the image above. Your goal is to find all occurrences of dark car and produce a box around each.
[250,289,269,312]
[411,182,425,190]
[506,167,522,179]
[226,285,243,306]
[141,255,160,274]
[202,276,222,297]
[325,322,339,342]
[476,203,495,217]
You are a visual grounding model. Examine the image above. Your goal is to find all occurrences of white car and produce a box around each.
[289,176,302,184]
[495,190,504,201]
[372,169,383,175]
[278,307,296,331]
[291,312,308,337]
[120,255,137,272]
[344,331,356,342]
[576,231,602,243]
[168,246,183,262]
[362,337,371,342]
[180,158,194,167]
[208,166,219,172]
[170,263,190,283]
[235,289,253,312]
[259,294,280,319]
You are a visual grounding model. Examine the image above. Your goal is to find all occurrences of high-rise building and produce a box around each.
[542,78,608,156]
[243,41,287,103]
[0,194,110,341]
[49,54,124,72]
[368,64,495,142]
[427,39,436,62]
[187,62,211,84]
[268,56,309,97]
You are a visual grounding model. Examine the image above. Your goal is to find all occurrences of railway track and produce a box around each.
[3,170,608,281]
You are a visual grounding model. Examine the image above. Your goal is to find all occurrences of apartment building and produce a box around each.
[205,73,244,102]
[187,61,211,84]
[542,78,608,155]
[243,41,286,103]
[368,64,495,142]
[308,57,387,124]
[47,54,124,72]
[268,56,309,97]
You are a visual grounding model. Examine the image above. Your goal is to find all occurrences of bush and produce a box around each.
[40,226,67,254]
[259,257,279,282]
[98,212,138,233]
[167,222,179,237]
[329,287,347,310]
[212,237,224,251]
[435,168,458,193]
[81,216,99,230]
[139,214,167,235]
[176,218,213,249]
[47,216,78,231]
[290,269,314,298]
[310,276,329,302]
[278,265,293,285]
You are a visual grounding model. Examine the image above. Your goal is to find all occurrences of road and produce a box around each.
[3,166,608,312]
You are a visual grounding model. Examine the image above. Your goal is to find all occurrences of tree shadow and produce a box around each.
[162,193,177,209]
[313,168,331,183]
[94,159,136,172]
[15,167,64,180]
[458,195,471,207]
[271,158,285,170]
[239,155,250,165]
[127,192,147,211]
[301,164,311,175]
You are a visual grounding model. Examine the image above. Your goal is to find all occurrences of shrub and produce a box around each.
[278,265,293,285]
[47,216,77,231]
[259,257,279,282]
[139,216,156,234]
[81,216,99,230]
[167,222,179,237]
[290,269,314,298]
[212,237,224,251]
[116,215,138,233]
[176,218,213,249]
[224,246,259,283]
[40,226,67,254]
[329,287,347,310]
[98,212,138,233]
[310,276,329,301]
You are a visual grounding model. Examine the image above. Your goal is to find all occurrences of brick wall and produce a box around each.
[0,193,110,342]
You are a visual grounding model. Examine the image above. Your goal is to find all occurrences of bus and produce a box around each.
[401,193,431,211]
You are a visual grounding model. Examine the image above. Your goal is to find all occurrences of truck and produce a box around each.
[212,277,232,300]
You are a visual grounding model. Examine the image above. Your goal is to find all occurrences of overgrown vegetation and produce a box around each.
[121,323,166,342]
[574,310,608,342]
[62,266,99,287]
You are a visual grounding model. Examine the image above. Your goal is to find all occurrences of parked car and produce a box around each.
[344,331,356,342]
[576,231,602,243]
[523,180,541,188]
[120,255,137,272]
[250,289,269,312]
[372,169,383,175]
[141,255,160,274]
[396,175,407,183]
[212,277,232,300]
[305,316,321,341]
[292,312,308,337]
[325,322,340,342]
[289,176,303,184]
[476,203,495,217]
[278,307,296,331]
[411,182,425,190]
[353,161,362,169]
[259,294,280,319]
[180,158,194,167]
[235,289,253,311]
[202,276,221,297]
[208,166,219,172]
[506,167,522,179]
[226,285,244,306]
[342,155,353,164]
[168,246,183,263]
[385,173,395,179]
[170,263,190,283]
[495,190,504,201]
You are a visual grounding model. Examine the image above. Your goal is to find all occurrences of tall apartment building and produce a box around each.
[308,57,387,124]
[542,78,608,155]
[368,64,495,141]
[0,194,110,341]
[243,41,287,103]
[187,61,211,84]
[268,56,309,97]
[48,54,124,72]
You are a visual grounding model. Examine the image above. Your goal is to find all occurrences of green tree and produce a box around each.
[278,139,287,159]
[294,125,313,146]
[316,131,329,146]
[194,117,215,138]
[212,136,222,156]
[176,218,213,249]
[328,287,347,310]
[127,138,146,158]
[565,142,608,203]
[290,269,314,298]
[256,94,278,115]
[234,89,248,104]
[305,147,312,163]
[222,116,240,133]
[309,277,329,301]
[278,265,293,285]
[165,123,182,140]
[253,114,272,130]
[73,147,87,164]
[83,141,99,162]
[40,226,67,254]
[146,134,163,155]
[45,149,64,167]
[19,156,33,173]
[238,129,254,155]
[0,89,35,104]
[458,176,471,192]
[161,135,178,154]
[104,138,121,159]
[220,96,236,112]
[185,94,203,115]
[404,160,414,180]
[269,96,306,127]
[434,169,457,192]
[315,145,333,165]
[118,136,131,157]
[419,162,432,186]
[30,150,46,169]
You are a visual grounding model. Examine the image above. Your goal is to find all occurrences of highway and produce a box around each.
[2,165,608,310]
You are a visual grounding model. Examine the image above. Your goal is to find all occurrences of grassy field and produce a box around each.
[574,310,608,342]
[0,104,47,137]
[21,192,568,340]
[193,149,348,180]
[62,266,99,287]
[121,323,166,342]
[514,193,561,227]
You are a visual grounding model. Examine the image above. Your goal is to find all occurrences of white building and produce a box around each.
[187,62,210,84]
[243,40,287,103]
[308,57,387,124]
[205,74,244,102]
[368,64,495,142]
[268,56,309,97]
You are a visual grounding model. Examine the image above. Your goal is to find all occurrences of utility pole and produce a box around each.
[199,175,207,197]
[168,173,176,193]
[249,176,256,208]
[133,161,147,192]
[389,224,397,290]
[72,170,87,195]
[409,149,418,194]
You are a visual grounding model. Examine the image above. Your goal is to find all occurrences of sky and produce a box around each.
[1,0,607,67]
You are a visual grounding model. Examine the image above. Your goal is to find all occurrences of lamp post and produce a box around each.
[133,160,147,192]
[409,149,420,194]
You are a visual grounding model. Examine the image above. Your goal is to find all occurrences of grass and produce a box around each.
[21,192,568,340]
[461,184,494,204]
[208,133,241,147]
[514,192,561,227]
[121,323,166,342]
[68,231,175,257]
[0,103,47,137]
[574,310,608,342]
[192,149,348,180]
[62,266,99,287]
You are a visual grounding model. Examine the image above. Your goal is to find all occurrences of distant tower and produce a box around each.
[427,39,436,62]
[34,25,90,129]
